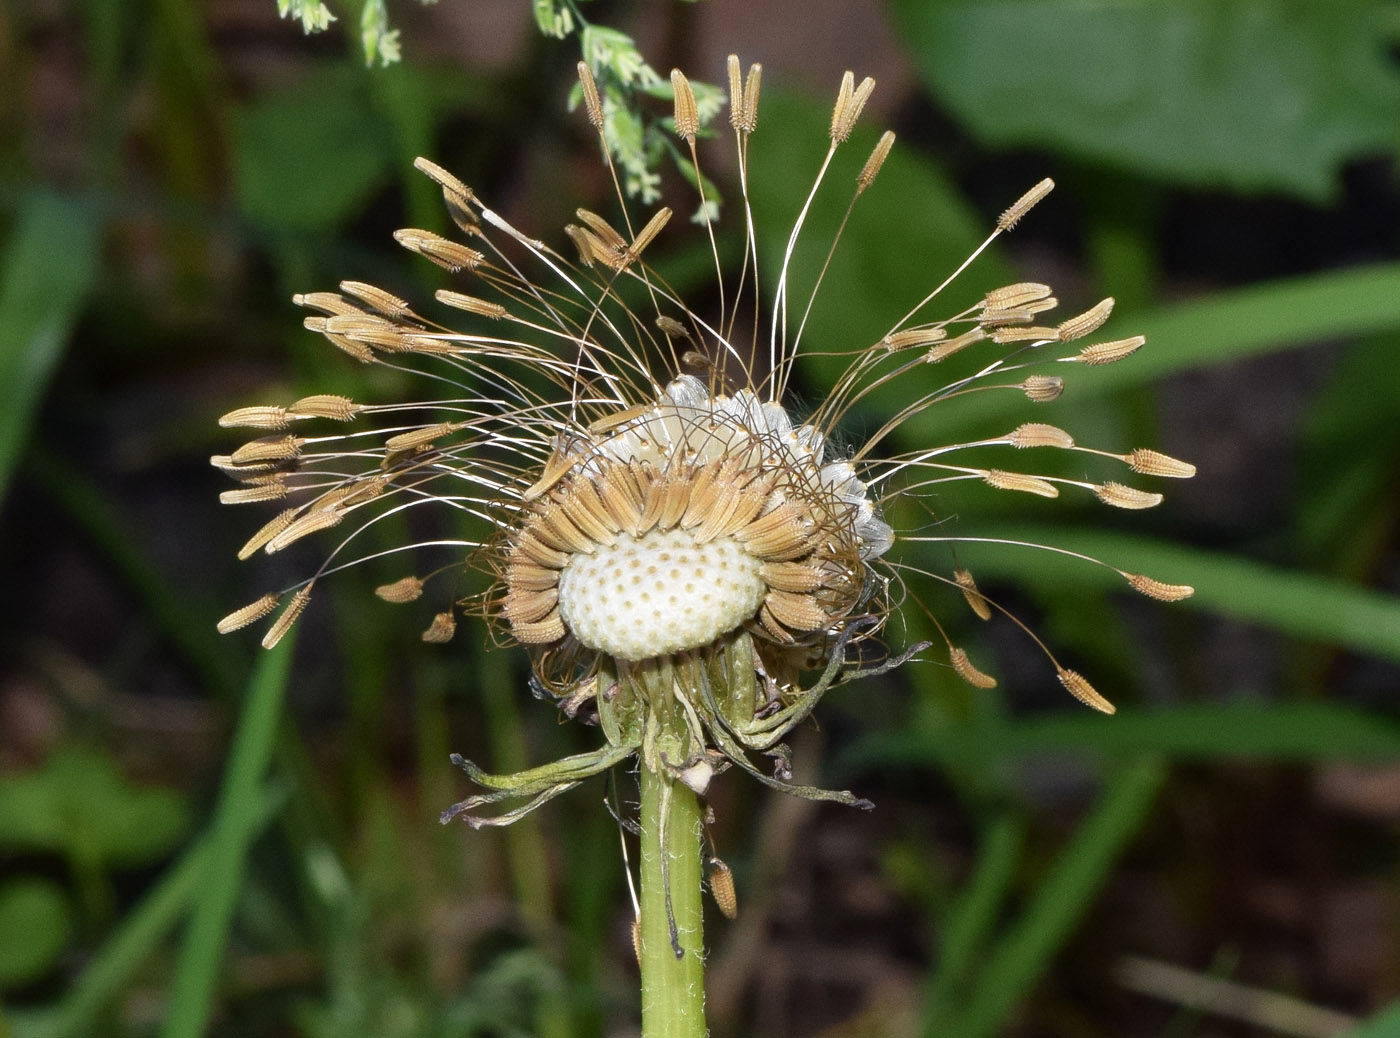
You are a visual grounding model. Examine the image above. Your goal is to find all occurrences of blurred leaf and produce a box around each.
[162,640,296,1038]
[1008,701,1400,761]
[7,785,285,1038]
[0,879,72,989]
[0,746,190,868]
[1347,1000,1400,1038]
[1296,334,1400,567]
[948,758,1164,1037]
[891,0,1400,199]
[922,815,1024,1034]
[963,525,1400,664]
[0,194,99,504]
[232,65,396,230]
[854,700,1400,783]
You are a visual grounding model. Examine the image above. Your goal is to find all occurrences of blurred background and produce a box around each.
[3,0,1400,1035]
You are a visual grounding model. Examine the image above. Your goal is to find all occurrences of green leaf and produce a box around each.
[0,879,72,989]
[1347,1000,1400,1038]
[891,0,1400,200]
[0,746,190,868]
[0,193,99,504]
[232,65,396,230]
[161,640,297,1038]
[1296,334,1400,567]
[948,759,1164,1037]
[854,700,1400,781]
[922,815,1025,1032]
[1007,702,1400,761]
[7,786,285,1038]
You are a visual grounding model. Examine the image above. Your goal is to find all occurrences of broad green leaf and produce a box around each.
[0,879,72,988]
[0,194,99,504]
[891,0,1400,200]
[7,786,284,1038]
[232,65,395,230]
[0,746,190,867]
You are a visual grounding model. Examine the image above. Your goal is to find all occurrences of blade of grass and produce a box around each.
[1345,999,1400,1037]
[921,813,1026,1035]
[964,525,1400,664]
[853,701,1400,775]
[160,639,297,1038]
[6,785,284,1038]
[948,757,1165,1038]
[0,193,99,503]
[1006,702,1400,762]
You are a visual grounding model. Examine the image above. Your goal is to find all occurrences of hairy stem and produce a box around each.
[639,762,706,1037]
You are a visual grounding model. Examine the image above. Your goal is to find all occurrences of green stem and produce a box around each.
[638,762,706,1038]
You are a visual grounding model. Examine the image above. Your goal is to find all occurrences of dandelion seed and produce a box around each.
[1008,423,1075,450]
[1057,668,1115,714]
[984,470,1061,498]
[857,131,896,193]
[217,592,281,634]
[954,568,992,621]
[829,71,876,142]
[1021,375,1064,401]
[421,612,457,643]
[998,177,1054,231]
[1095,482,1164,510]
[1056,297,1114,342]
[992,325,1059,344]
[220,406,289,430]
[289,394,361,421]
[263,586,312,650]
[926,327,987,362]
[984,282,1054,312]
[577,61,603,128]
[220,483,288,505]
[671,69,699,142]
[434,289,507,319]
[708,858,738,919]
[231,436,303,465]
[375,576,425,603]
[739,61,762,131]
[1126,574,1195,602]
[950,647,998,689]
[1127,448,1197,478]
[1075,335,1145,366]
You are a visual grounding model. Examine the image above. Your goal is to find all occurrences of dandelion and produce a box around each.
[216,56,1194,1035]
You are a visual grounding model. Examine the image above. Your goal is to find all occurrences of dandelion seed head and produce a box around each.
[215,56,1195,820]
